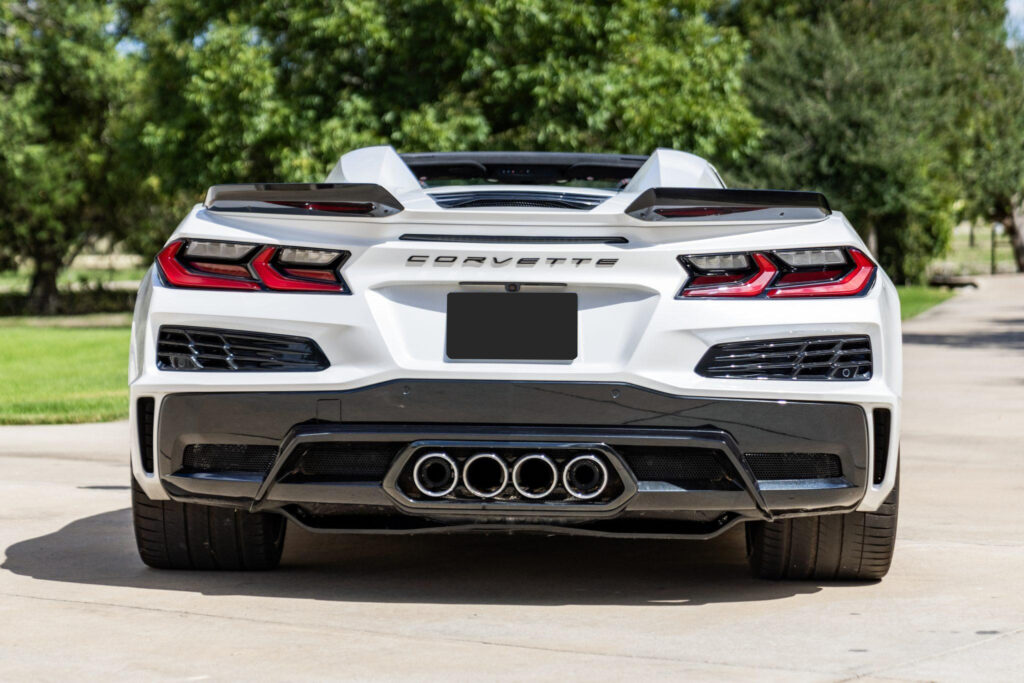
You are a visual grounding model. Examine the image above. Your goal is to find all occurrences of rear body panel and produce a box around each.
[130,147,901,538]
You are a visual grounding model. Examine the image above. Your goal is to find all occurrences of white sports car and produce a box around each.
[129,146,901,579]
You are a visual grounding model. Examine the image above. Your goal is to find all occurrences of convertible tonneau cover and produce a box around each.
[400,151,649,185]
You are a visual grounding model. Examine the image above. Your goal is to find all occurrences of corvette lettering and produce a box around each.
[407,255,618,267]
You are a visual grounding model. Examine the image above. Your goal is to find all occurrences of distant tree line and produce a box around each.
[2,0,1023,312]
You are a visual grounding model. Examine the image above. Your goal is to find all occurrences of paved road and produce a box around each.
[2,278,1023,681]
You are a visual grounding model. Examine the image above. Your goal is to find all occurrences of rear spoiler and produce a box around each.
[204,183,404,217]
[625,188,831,222]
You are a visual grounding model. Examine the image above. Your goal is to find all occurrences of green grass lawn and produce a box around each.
[896,285,955,320]
[0,316,130,424]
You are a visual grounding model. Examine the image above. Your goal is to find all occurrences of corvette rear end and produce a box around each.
[129,146,901,579]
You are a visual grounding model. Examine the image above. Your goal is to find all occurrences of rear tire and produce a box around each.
[131,475,286,570]
[747,469,898,581]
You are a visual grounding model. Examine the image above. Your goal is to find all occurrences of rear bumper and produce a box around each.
[135,380,883,538]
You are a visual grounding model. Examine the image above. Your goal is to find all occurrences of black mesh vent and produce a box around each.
[181,444,278,474]
[282,442,405,483]
[872,408,892,485]
[157,326,329,372]
[617,446,740,490]
[744,453,842,480]
[430,191,607,210]
[137,397,155,474]
[696,335,871,380]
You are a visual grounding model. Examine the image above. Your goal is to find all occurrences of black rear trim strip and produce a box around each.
[400,234,627,244]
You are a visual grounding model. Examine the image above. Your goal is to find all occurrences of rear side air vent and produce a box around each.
[616,446,740,490]
[430,191,607,210]
[137,397,155,474]
[744,453,843,480]
[696,335,871,380]
[281,442,405,483]
[872,408,892,485]
[181,444,278,474]
[157,326,329,371]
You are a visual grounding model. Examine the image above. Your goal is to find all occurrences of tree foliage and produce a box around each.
[719,0,1024,280]
[120,0,759,192]
[3,0,1024,306]
[0,1,142,312]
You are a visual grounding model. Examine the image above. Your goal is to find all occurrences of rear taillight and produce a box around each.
[251,246,348,292]
[766,248,874,298]
[679,253,778,298]
[157,239,350,293]
[678,247,875,298]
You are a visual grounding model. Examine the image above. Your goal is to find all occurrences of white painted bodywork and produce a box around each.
[130,146,901,512]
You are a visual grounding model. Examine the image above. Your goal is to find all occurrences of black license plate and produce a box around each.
[446,292,578,361]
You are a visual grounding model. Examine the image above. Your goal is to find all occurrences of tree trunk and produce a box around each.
[866,224,878,255]
[26,257,62,315]
[1006,211,1024,273]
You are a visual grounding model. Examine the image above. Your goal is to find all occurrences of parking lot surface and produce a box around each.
[1,277,1022,680]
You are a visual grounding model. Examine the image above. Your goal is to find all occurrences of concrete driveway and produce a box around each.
[1,277,1022,681]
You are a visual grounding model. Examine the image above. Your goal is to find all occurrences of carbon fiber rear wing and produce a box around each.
[625,188,831,222]
[204,183,404,217]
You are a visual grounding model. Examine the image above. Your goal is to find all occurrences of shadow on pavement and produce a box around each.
[2,508,828,606]
[903,323,1024,351]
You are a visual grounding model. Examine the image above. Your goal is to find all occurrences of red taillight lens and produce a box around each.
[156,239,350,293]
[251,247,347,292]
[156,241,261,290]
[767,248,874,298]
[679,247,875,298]
[680,253,778,297]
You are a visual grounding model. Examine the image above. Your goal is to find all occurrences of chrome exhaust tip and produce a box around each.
[562,454,609,500]
[412,452,458,497]
[512,454,558,499]
[463,453,508,498]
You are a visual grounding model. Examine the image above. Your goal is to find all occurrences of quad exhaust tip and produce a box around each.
[463,453,509,498]
[512,454,558,499]
[563,454,609,500]
[412,452,459,497]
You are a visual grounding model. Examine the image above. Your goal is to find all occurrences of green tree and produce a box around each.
[719,2,967,282]
[0,1,146,313]
[719,0,1024,279]
[948,16,1024,271]
[120,0,760,207]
